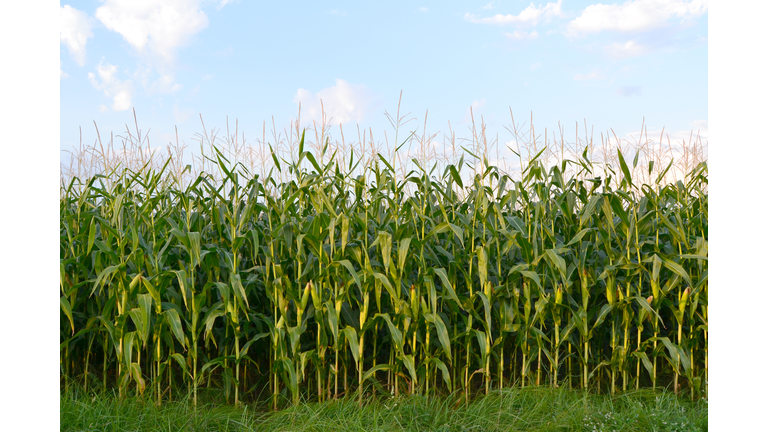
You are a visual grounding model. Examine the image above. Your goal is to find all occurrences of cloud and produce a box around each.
[603,40,650,58]
[530,62,542,71]
[95,0,209,65]
[483,2,497,10]
[88,61,135,111]
[567,0,707,36]
[506,30,539,40]
[690,119,707,133]
[418,7,429,13]
[61,61,69,79]
[60,5,93,66]
[616,86,642,97]
[624,121,708,149]
[173,104,193,123]
[463,99,487,123]
[465,0,563,25]
[293,79,378,125]
[574,70,606,81]
[217,0,237,10]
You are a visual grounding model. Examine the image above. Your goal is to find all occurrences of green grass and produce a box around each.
[61,387,707,431]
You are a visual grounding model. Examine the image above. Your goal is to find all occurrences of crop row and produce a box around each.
[60,136,708,407]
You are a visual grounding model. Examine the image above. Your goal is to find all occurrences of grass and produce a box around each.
[61,386,707,431]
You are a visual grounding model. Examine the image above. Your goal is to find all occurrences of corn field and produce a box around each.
[60,125,708,409]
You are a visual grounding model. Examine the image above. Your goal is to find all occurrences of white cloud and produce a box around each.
[530,62,542,71]
[622,120,708,179]
[624,121,708,148]
[60,61,69,79]
[217,0,237,10]
[690,119,707,132]
[173,104,193,123]
[293,79,377,126]
[603,40,649,57]
[616,86,642,97]
[88,61,135,111]
[418,7,429,13]
[567,0,707,36]
[574,70,606,81]
[506,30,539,40]
[463,99,487,123]
[483,2,497,10]
[465,0,563,25]
[95,0,209,65]
[60,5,93,66]
[155,72,182,93]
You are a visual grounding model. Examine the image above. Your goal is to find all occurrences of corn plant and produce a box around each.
[60,130,708,407]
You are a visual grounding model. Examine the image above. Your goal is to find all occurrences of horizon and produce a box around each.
[60,0,708,175]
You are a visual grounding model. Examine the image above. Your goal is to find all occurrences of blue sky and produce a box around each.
[60,0,708,167]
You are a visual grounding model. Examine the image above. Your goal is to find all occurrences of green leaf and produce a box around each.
[341,215,349,255]
[632,296,664,326]
[592,304,614,333]
[342,326,360,366]
[545,249,567,278]
[362,364,394,383]
[508,216,527,235]
[424,313,452,362]
[203,303,225,344]
[373,272,396,300]
[662,258,693,287]
[566,227,592,247]
[632,351,653,376]
[60,296,74,335]
[402,354,418,386]
[168,353,192,379]
[520,270,541,289]
[268,143,282,172]
[87,218,96,255]
[128,309,147,345]
[164,309,185,346]
[376,313,404,354]
[474,330,488,360]
[431,358,452,391]
[617,149,634,188]
[123,332,135,366]
[91,264,121,296]
[580,195,601,226]
[434,268,462,309]
[130,362,146,394]
[326,300,339,345]
[475,291,492,334]
[397,237,412,274]
[448,165,464,189]
[476,246,488,288]
[231,273,250,309]
[141,277,161,311]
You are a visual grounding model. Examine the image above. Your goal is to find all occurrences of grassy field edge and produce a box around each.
[61,386,707,432]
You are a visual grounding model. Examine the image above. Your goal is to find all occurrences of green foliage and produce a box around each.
[60,135,708,407]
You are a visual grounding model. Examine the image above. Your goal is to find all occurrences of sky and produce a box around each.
[59,0,708,170]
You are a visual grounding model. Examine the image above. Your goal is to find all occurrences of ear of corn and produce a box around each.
[60,127,708,406]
